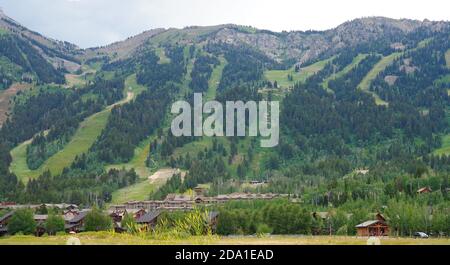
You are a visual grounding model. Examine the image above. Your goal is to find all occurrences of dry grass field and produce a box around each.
[0,233,448,245]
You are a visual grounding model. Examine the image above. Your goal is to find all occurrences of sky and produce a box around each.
[0,0,449,48]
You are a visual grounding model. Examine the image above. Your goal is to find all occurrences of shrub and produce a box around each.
[7,209,36,235]
[121,213,138,233]
[84,208,112,232]
[256,223,273,236]
[45,213,65,235]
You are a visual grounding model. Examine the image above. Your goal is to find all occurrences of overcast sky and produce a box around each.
[0,0,449,48]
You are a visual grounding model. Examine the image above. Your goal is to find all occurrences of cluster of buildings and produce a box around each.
[1,190,397,237]
[0,203,219,236]
[0,191,283,237]
[109,190,284,212]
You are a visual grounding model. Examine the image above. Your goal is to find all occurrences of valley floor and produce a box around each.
[0,233,448,245]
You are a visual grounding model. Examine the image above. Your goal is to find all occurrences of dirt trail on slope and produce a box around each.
[0,83,32,126]
[148,168,186,185]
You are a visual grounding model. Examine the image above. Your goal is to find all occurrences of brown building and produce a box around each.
[417,187,432,194]
[65,210,91,233]
[136,210,161,230]
[356,213,389,237]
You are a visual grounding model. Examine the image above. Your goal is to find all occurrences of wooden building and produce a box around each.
[356,213,389,237]
[65,210,90,233]
[136,210,161,230]
[417,187,432,194]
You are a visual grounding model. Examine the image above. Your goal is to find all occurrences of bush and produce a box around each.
[45,213,65,235]
[336,225,348,236]
[121,213,138,233]
[256,223,273,236]
[84,208,112,232]
[7,209,36,235]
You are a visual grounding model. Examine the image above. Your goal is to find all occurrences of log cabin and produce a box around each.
[356,213,389,237]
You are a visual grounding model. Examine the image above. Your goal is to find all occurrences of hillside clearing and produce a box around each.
[64,74,87,88]
[110,168,183,204]
[206,56,227,100]
[0,83,32,126]
[322,54,368,93]
[110,179,156,204]
[155,47,170,64]
[434,134,450,156]
[357,52,401,106]
[10,91,135,183]
[264,58,332,88]
[0,234,447,245]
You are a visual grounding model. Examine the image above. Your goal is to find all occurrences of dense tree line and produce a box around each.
[206,43,278,92]
[25,78,125,169]
[371,33,450,108]
[91,46,188,163]
[0,35,65,84]
[189,54,220,93]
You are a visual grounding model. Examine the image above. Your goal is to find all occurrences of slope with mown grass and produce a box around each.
[264,58,332,88]
[10,77,139,183]
[358,39,433,106]
[206,56,227,100]
[322,54,368,93]
[434,134,450,156]
[357,52,399,106]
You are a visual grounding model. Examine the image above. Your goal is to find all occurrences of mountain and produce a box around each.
[82,17,449,65]
[0,10,449,235]
[0,9,81,87]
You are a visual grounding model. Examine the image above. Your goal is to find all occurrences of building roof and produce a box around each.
[68,210,91,223]
[136,211,161,224]
[355,220,387,228]
[0,211,14,223]
[417,187,432,193]
[33,215,48,221]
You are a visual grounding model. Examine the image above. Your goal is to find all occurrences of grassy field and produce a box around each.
[10,85,136,182]
[322,54,368,93]
[264,58,332,88]
[65,73,87,88]
[0,233,448,245]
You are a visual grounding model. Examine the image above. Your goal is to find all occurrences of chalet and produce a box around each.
[63,209,79,222]
[65,209,91,233]
[109,208,147,223]
[417,187,432,194]
[136,210,161,229]
[356,213,389,237]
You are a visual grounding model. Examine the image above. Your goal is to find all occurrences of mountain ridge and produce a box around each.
[2,9,449,67]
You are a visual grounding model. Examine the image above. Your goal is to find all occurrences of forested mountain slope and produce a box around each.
[0,10,448,232]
